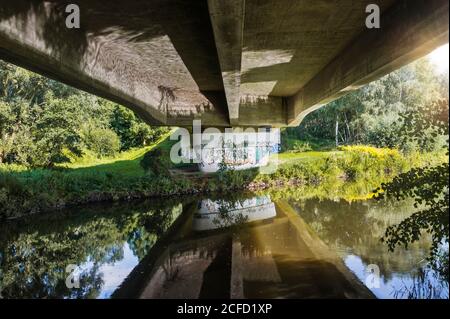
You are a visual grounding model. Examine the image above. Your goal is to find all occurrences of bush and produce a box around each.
[289,141,312,153]
[336,145,404,180]
[81,124,121,157]
[110,106,170,150]
[140,148,169,176]
[0,173,25,196]
[281,138,313,153]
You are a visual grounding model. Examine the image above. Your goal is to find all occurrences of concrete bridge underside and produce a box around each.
[0,0,448,127]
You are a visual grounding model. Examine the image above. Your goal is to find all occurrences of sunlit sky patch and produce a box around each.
[428,43,449,74]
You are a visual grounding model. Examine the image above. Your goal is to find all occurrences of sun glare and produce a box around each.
[428,43,449,73]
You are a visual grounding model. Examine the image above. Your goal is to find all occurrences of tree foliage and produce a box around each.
[374,99,449,279]
[0,199,183,298]
[0,60,169,168]
[110,105,168,151]
[284,58,448,152]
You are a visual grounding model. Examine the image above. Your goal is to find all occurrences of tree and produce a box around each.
[110,105,168,151]
[32,94,83,167]
[374,99,449,279]
[81,121,121,157]
[0,100,36,165]
[284,58,447,151]
[0,60,169,167]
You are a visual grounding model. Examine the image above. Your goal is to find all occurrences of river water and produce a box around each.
[0,192,447,299]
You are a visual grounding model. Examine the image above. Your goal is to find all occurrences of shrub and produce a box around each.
[140,148,169,176]
[0,173,25,196]
[337,145,404,180]
[110,106,170,150]
[289,141,312,153]
[81,124,121,157]
[223,168,258,188]
[281,138,313,153]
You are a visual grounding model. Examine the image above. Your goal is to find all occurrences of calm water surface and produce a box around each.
[0,193,447,299]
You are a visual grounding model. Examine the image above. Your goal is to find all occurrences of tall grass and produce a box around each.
[1,144,446,219]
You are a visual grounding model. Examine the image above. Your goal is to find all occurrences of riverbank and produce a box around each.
[0,138,447,219]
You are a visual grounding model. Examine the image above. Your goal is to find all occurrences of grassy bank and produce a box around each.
[0,137,447,219]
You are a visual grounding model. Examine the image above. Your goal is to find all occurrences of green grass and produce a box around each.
[0,128,193,182]
[1,133,448,219]
[281,136,335,152]
[276,150,341,164]
[57,131,174,177]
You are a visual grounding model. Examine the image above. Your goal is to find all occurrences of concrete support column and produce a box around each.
[198,127,280,173]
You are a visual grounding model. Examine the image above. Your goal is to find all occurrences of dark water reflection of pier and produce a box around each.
[113,196,374,299]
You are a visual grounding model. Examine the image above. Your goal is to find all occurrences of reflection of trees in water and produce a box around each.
[292,198,432,281]
[391,250,449,299]
[0,198,184,298]
[291,196,448,298]
[373,99,449,288]
[263,177,383,204]
[66,265,104,299]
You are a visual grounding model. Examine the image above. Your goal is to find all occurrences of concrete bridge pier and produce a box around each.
[198,127,280,173]
[171,125,280,173]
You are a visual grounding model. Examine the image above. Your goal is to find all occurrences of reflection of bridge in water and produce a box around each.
[113,196,374,299]
[193,196,276,231]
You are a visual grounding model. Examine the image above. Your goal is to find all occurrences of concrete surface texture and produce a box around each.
[0,0,448,127]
